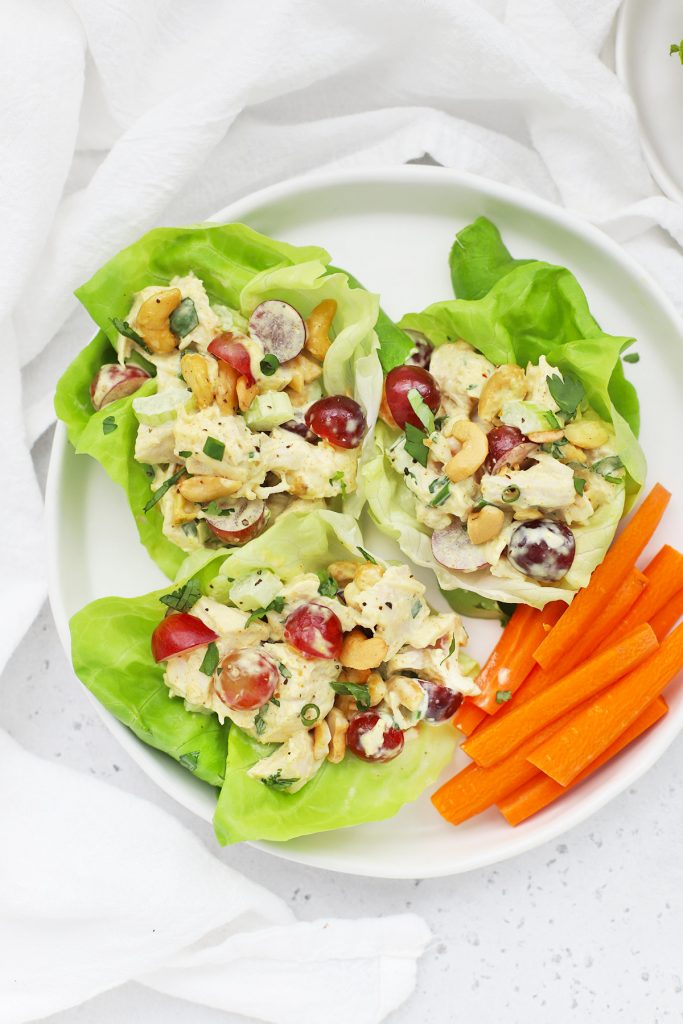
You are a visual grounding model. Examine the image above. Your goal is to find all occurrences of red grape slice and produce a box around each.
[421,680,463,722]
[284,602,343,660]
[507,519,576,581]
[432,523,489,572]
[90,363,150,411]
[347,711,405,762]
[208,333,254,385]
[384,365,440,430]
[305,396,367,449]
[485,425,538,474]
[216,649,279,710]
[151,612,218,663]
[249,300,305,362]
[281,419,320,444]
[205,499,265,545]
[404,330,433,370]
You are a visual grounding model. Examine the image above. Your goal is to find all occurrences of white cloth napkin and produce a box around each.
[3,0,683,1020]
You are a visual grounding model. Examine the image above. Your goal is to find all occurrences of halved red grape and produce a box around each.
[249,300,305,362]
[281,419,319,444]
[208,333,254,385]
[284,602,343,660]
[151,613,217,663]
[485,425,537,474]
[90,363,150,411]
[405,330,433,370]
[216,649,279,710]
[507,519,576,581]
[205,499,265,545]
[384,365,441,430]
[347,712,404,762]
[420,680,463,722]
[432,523,489,572]
[304,396,366,449]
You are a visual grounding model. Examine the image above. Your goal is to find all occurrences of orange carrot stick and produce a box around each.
[650,588,683,641]
[432,720,563,826]
[498,696,668,825]
[463,624,658,767]
[533,483,671,672]
[596,545,683,651]
[528,622,683,786]
[473,602,564,713]
[453,701,488,736]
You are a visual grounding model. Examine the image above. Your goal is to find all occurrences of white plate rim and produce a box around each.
[46,163,683,878]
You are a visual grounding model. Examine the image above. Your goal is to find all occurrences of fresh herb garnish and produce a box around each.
[592,455,624,485]
[407,388,435,433]
[404,422,429,467]
[261,769,298,789]
[199,641,219,676]
[546,371,585,419]
[495,689,512,704]
[357,547,378,565]
[260,354,280,376]
[498,602,517,628]
[254,704,268,735]
[317,571,338,597]
[300,703,320,725]
[429,480,451,507]
[246,595,285,627]
[440,637,456,665]
[178,450,192,458]
[329,470,347,494]
[111,316,145,346]
[623,352,640,364]
[278,662,291,679]
[411,599,422,618]
[502,485,521,503]
[160,579,201,613]
[541,438,569,460]
[179,751,200,771]
[574,476,586,495]
[202,500,235,517]
[102,415,117,434]
[670,40,683,63]
[144,467,186,513]
[203,436,225,461]
[169,297,198,338]
[181,522,198,537]
[331,680,371,710]
[270,697,280,707]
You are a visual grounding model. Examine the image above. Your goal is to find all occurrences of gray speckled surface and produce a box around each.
[9,428,683,1024]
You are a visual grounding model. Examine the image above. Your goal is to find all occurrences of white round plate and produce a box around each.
[616,0,683,203]
[47,166,683,878]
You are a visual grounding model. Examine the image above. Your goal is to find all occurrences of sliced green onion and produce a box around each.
[502,485,520,503]
[429,481,451,507]
[300,703,321,725]
[169,297,199,338]
[144,467,185,513]
[203,436,225,461]
[199,642,219,676]
[260,354,280,376]
[111,316,145,346]
[102,415,117,434]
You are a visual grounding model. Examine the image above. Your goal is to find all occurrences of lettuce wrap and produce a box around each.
[364,217,646,610]
[70,509,459,845]
[55,224,383,579]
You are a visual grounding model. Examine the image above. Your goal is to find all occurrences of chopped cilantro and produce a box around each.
[144,467,185,513]
[203,436,225,461]
[270,696,281,707]
[429,481,451,507]
[317,571,338,597]
[254,704,268,736]
[407,388,435,432]
[199,642,219,676]
[102,415,117,434]
[495,689,512,704]
[179,751,200,771]
[329,470,347,494]
[261,769,298,789]
[160,579,201,613]
[411,599,422,618]
[246,595,285,627]
[404,422,429,467]
[278,662,292,679]
[623,352,640,364]
[260,354,280,376]
[203,500,235,517]
[440,637,456,665]
[574,476,586,495]
[357,547,378,565]
[331,680,371,710]
[111,316,145,345]
[178,450,192,458]
[546,371,585,419]
[670,40,683,63]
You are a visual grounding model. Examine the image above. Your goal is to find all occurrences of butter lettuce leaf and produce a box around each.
[69,509,458,844]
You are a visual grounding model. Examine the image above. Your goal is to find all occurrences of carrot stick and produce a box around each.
[498,697,668,825]
[650,588,683,641]
[463,623,658,767]
[533,483,671,672]
[596,545,683,652]
[473,601,564,713]
[453,701,488,736]
[528,622,683,786]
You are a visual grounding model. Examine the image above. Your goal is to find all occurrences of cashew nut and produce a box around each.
[326,707,349,764]
[178,475,241,502]
[305,299,336,361]
[564,419,609,450]
[561,442,587,464]
[334,694,359,719]
[338,667,371,684]
[367,672,387,707]
[328,560,358,586]
[181,353,214,409]
[445,420,489,483]
[513,507,544,522]
[214,361,238,415]
[236,375,257,412]
[136,288,182,354]
[340,628,388,670]
[527,429,564,444]
[288,353,323,393]
[171,488,198,526]
[467,504,505,544]
[312,719,331,759]
[386,675,425,712]
[477,364,526,422]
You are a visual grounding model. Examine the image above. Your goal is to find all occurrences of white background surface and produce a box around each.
[9,431,683,1023]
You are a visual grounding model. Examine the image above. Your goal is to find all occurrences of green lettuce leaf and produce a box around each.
[69,509,458,844]
[55,224,382,577]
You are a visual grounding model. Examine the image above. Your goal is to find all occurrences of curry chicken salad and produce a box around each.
[379,340,625,587]
[89,274,371,553]
[151,556,475,792]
